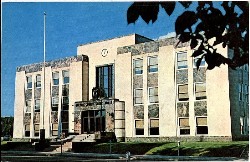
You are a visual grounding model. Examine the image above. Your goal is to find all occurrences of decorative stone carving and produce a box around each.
[193,67,206,83]
[51,111,58,123]
[134,105,144,119]
[23,113,31,124]
[133,75,143,88]
[52,86,59,97]
[176,69,188,84]
[34,88,41,98]
[33,112,40,123]
[16,55,88,73]
[25,89,32,100]
[177,102,189,117]
[148,73,158,87]
[148,104,159,118]
[194,101,207,116]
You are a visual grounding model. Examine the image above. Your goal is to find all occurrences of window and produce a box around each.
[135,120,144,135]
[36,75,41,88]
[52,97,59,111]
[34,124,40,137]
[26,100,31,113]
[148,56,158,73]
[34,99,40,112]
[177,52,187,69]
[193,56,205,68]
[149,119,159,135]
[52,123,58,136]
[179,118,190,135]
[196,117,208,134]
[149,87,159,104]
[27,76,32,89]
[62,70,69,84]
[244,64,249,71]
[134,88,143,105]
[52,72,59,86]
[195,83,206,100]
[245,84,249,103]
[96,65,114,98]
[25,124,30,137]
[239,84,243,101]
[62,96,69,110]
[134,59,143,75]
[178,84,189,101]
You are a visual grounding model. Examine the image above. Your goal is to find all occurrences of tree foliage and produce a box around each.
[127,2,249,70]
[1,117,14,136]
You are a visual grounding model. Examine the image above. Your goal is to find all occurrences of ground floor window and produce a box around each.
[52,123,58,136]
[149,119,159,135]
[34,124,40,137]
[179,117,190,135]
[135,120,144,135]
[25,124,30,137]
[196,117,208,134]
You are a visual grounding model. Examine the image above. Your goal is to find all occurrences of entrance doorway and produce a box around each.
[81,110,105,134]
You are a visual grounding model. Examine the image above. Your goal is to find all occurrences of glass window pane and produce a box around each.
[179,118,189,127]
[178,61,188,69]
[177,52,187,61]
[196,83,206,92]
[134,59,142,68]
[63,77,69,84]
[36,75,41,81]
[25,124,30,131]
[135,120,144,128]
[179,93,189,100]
[63,97,69,105]
[34,124,40,131]
[135,97,143,104]
[52,97,59,104]
[196,92,206,98]
[150,119,159,127]
[53,123,58,130]
[135,89,143,97]
[196,117,207,126]
[63,71,69,77]
[179,85,188,93]
[149,57,158,65]
[53,72,59,79]
[135,67,143,74]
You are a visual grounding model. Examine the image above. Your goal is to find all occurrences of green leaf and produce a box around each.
[175,11,197,35]
[190,38,198,49]
[179,32,191,43]
[161,2,176,16]
[127,3,140,24]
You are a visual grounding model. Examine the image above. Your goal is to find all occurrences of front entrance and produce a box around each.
[81,110,106,134]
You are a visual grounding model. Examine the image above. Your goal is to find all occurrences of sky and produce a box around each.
[1,2,194,117]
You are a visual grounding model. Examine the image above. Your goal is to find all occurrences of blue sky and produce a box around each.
[2,2,191,117]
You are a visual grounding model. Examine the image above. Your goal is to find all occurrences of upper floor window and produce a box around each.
[196,117,208,135]
[193,56,205,68]
[178,84,189,101]
[135,120,144,135]
[36,74,41,88]
[134,59,143,75]
[96,65,114,98]
[149,87,159,104]
[148,56,158,73]
[134,88,143,105]
[26,100,31,113]
[25,124,30,137]
[52,97,59,111]
[179,117,190,135]
[27,76,32,89]
[149,119,159,135]
[195,83,207,100]
[52,72,59,86]
[34,99,40,112]
[63,70,69,84]
[177,52,187,69]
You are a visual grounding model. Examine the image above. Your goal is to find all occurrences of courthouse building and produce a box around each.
[13,34,249,142]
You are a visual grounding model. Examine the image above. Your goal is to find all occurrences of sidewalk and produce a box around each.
[1,150,248,161]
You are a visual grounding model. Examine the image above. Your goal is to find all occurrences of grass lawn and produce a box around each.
[77,141,249,157]
[1,141,8,145]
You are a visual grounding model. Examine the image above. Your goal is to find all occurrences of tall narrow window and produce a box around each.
[149,87,158,104]
[149,119,159,135]
[25,124,30,137]
[245,84,249,103]
[196,117,208,134]
[62,96,69,110]
[179,118,190,135]
[34,124,40,137]
[178,84,189,101]
[52,97,59,111]
[148,56,158,73]
[135,120,144,135]
[134,59,143,75]
[134,88,143,105]
[177,52,187,69]
[52,123,58,136]
[239,84,243,101]
[195,83,206,100]
[52,72,59,86]
[62,70,69,84]
[34,99,40,112]
[27,76,32,89]
[36,74,41,88]
[96,65,114,98]
[26,100,31,113]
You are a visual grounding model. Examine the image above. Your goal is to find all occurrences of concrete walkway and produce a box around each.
[1,151,248,161]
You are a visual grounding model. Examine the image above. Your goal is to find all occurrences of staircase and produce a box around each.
[72,134,96,142]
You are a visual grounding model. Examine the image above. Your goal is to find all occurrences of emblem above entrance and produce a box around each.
[101,49,108,57]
